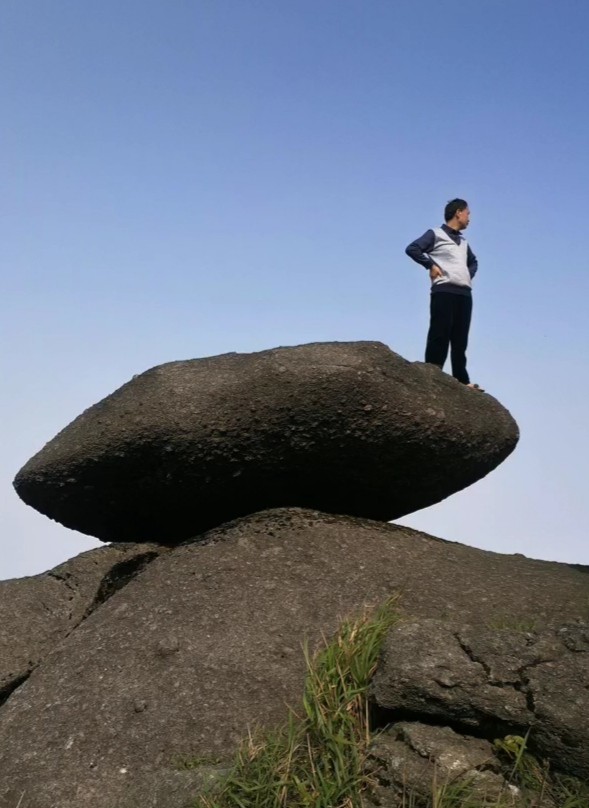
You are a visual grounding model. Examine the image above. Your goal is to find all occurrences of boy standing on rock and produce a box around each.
[405,198,482,391]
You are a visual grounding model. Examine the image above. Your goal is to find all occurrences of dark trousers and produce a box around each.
[425,292,472,384]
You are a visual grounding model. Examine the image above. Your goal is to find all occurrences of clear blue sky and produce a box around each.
[2,0,588,579]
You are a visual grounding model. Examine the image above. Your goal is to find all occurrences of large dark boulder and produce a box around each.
[0,543,163,704]
[0,508,586,808]
[13,342,519,542]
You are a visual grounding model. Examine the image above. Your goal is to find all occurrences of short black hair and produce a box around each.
[444,198,468,222]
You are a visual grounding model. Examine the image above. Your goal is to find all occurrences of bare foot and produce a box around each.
[467,383,485,392]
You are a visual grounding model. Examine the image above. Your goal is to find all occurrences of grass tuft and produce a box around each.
[194,596,401,808]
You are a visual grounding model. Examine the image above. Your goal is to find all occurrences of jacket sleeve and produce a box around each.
[467,245,478,278]
[405,229,436,269]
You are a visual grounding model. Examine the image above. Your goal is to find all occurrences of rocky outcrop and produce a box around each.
[370,618,589,780]
[13,341,519,543]
[0,508,587,808]
[6,341,585,807]
[0,543,163,705]
[364,723,515,807]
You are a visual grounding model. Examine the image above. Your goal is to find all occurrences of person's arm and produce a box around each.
[405,229,436,269]
[406,229,443,279]
[467,245,478,278]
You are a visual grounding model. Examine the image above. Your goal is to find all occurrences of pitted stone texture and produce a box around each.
[0,509,587,808]
[371,619,589,780]
[13,341,518,542]
[0,543,163,701]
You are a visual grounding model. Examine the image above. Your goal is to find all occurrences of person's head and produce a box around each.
[444,198,470,230]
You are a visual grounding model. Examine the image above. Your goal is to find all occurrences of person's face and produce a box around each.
[455,207,471,230]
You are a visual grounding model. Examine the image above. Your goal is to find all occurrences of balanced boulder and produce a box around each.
[13,341,519,542]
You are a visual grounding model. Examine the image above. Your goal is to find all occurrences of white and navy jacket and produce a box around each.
[405,224,478,296]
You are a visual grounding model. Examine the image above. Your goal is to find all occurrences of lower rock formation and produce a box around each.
[371,618,589,781]
[0,509,587,807]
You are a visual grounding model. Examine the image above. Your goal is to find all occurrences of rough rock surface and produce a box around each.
[0,543,163,703]
[364,722,512,807]
[371,619,589,780]
[0,508,587,808]
[13,341,519,542]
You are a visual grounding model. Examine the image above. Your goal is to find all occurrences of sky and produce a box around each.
[2,0,588,581]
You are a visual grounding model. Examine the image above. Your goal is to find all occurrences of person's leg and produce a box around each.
[425,293,453,369]
[450,294,473,384]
